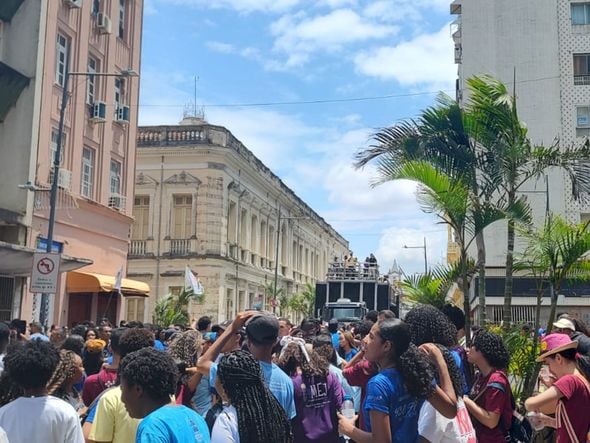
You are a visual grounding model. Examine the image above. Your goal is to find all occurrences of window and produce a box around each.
[132,196,150,239]
[49,129,65,167]
[118,0,126,40]
[173,195,192,238]
[56,33,69,87]
[92,0,100,15]
[572,3,590,25]
[574,54,590,85]
[110,160,121,195]
[126,297,145,323]
[577,106,590,127]
[114,78,125,114]
[81,147,95,199]
[87,57,98,104]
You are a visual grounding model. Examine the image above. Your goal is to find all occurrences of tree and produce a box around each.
[355,93,490,323]
[381,160,529,344]
[400,264,460,309]
[152,287,202,326]
[287,283,316,320]
[467,75,590,325]
[515,214,590,399]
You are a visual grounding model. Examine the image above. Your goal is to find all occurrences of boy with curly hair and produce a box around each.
[0,340,84,442]
[120,347,210,442]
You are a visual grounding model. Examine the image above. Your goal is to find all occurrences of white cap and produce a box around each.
[553,318,575,331]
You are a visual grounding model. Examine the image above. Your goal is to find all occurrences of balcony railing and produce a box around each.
[168,238,193,255]
[129,240,147,256]
[574,75,590,85]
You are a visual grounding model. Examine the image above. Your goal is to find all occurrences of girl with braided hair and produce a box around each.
[47,349,85,412]
[278,338,343,442]
[167,329,203,408]
[338,319,458,443]
[211,349,293,443]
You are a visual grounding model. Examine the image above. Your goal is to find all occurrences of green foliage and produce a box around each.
[401,264,461,309]
[152,287,201,327]
[487,324,538,407]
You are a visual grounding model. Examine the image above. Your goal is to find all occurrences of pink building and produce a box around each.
[0,0,147,327]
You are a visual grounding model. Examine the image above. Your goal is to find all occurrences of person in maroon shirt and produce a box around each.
[463,330,513,443]
[81,327,125,406]
[525,333,590,443]
[342,350,378,430]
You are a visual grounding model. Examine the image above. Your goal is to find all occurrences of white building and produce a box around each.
[451,0,590,324]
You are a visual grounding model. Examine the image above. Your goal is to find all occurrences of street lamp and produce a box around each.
[272,208,309,313]
[403,236,428,275]
[39,67,138,328]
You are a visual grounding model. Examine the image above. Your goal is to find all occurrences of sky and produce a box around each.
[139,0,457,276]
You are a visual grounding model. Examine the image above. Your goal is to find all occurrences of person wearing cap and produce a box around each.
[197,311,296,420]
[554,316,590,356]
[524,333,590,442]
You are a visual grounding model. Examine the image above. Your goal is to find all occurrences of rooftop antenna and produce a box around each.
[182,75,206,121]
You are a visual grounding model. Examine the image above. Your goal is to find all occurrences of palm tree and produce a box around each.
[467,75,590,325]
[153,287,201,326]
[383,160,530,344]
[355,93,491,323]
[264,281,284,314]
[515,214,590,399]
[400,264,460,309]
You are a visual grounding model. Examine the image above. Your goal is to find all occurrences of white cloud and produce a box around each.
[206,41,235,54]
[144,0,159,15]
[269,9,397,68]
[154,0,301,13]
[354,24,455,89]
[376,224,448,276]
[364,0,450,23]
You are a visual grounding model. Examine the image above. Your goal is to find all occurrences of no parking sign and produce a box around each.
[30,252,61,293]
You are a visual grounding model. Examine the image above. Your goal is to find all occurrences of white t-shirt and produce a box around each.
[211,405,239,443]
[0,396,84,443]
[418,398,476,443]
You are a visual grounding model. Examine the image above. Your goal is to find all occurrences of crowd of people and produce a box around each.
[0,308,588,442]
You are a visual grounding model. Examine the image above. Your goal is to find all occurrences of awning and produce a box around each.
[0,240,92,277]
[66,271,149,297]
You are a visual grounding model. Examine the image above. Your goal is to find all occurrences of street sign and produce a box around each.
[30,252,61,293]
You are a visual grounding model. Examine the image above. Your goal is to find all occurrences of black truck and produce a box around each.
[314,260,398,323]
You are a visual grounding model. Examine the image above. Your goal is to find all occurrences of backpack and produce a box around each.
[487,374,533,443]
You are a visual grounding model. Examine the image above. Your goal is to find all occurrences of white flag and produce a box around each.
[114,265,124,294]
[185,265,203,295]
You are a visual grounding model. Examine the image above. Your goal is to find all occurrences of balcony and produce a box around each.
[128,239,155,257]
[574,75,590,86]
[165,238,197,256]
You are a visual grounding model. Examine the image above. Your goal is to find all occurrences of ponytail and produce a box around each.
[396,343,435,399]
[377,319,435,399]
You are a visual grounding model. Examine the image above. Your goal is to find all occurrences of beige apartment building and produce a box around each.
[128,116,349,323]
[0,0,146,326]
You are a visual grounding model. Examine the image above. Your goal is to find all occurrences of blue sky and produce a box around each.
[139,0,457,275]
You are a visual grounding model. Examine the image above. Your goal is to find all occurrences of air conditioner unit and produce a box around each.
[90,101,107,122]
[108,194,125,210]
[97,13,112,34]
[116,105,130,123]
[49,168,72,191]
[64,0,83,8]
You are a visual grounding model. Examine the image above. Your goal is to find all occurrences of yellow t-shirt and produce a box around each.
[89,386,140,443]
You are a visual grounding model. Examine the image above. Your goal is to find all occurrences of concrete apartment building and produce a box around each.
[450,0,590,323]
[128,116,349,323]
[0,0,146,326]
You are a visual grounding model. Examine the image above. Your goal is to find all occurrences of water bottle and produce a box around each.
[341,395,355,442]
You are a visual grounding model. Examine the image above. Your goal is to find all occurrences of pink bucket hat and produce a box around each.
[536,333,578,362]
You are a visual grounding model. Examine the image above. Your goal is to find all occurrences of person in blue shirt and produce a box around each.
[338,331,359,362]
[197,311,296,420]
[338,319,458,443]
[120,347,210,443]
[327,319,340,351]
